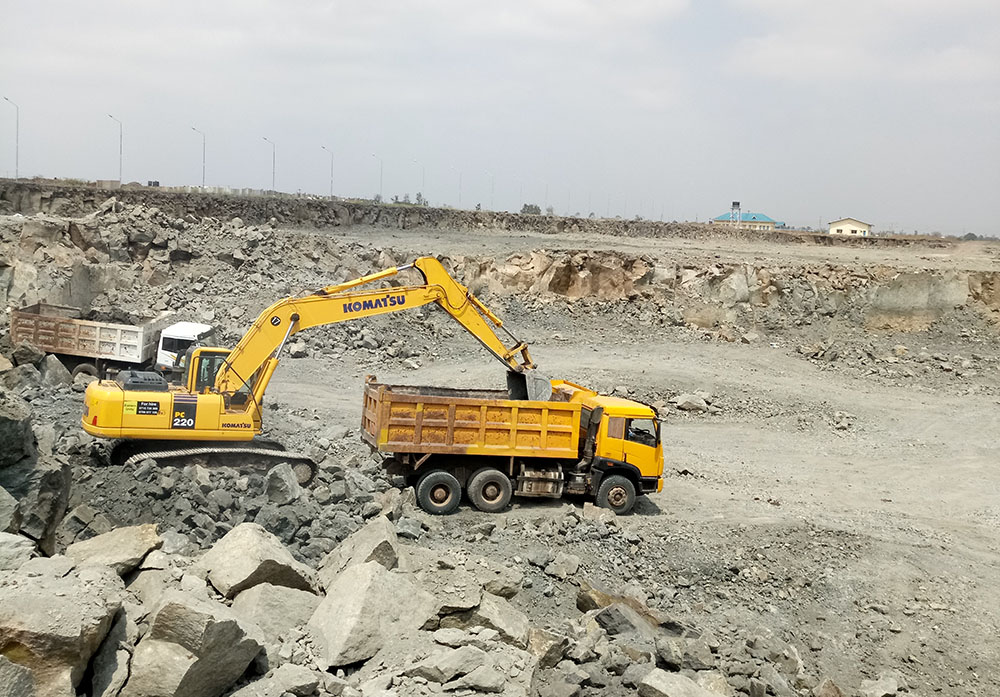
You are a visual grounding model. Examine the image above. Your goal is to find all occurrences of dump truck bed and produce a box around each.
[11,303,172,364]
[362,380,583,459]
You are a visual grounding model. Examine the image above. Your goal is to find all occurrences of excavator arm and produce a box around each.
[214,257,545,405]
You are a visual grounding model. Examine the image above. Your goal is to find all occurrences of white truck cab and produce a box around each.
[154,322,216,374]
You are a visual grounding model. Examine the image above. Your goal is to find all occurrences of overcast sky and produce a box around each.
[2,1,998,234]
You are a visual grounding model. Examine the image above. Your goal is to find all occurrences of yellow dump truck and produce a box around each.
[362,377,664,515]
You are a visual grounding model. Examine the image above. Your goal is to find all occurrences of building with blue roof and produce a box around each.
[710,211,780,231]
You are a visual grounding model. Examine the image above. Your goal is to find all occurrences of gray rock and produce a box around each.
[200,522,315,598]
[859,675,899,697]
[308,561,437,668]
[265,463,302,505]
[527,628,570,668]
[39,355,72,387]
[441,590,529,648]
[0,354,12,373]
[0,388,33,467]
[228,664,322,697]
[12,340,45,366]
[1,455,71,555]
[405,645,487,683]
[638,668,719,697]
[122,589,264,697]
[0,655,35,697]
[0,563,123,697]
[594,602,657,639]
[317,515,399,589]
[544,552,581,579]
[67,523,162,575]
[91,608,137,697]
[231,582,321,642]
[672,394,708,412]
[396,516,423,540]
[0,485,21,533]
[0,363,41,391]
[442,665,506,693]
[620,661,655,688]
[0,531,36,571]
[812,678,846,697]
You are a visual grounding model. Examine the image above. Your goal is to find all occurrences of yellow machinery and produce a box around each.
[82,257,545,481]
[363,378,663,515]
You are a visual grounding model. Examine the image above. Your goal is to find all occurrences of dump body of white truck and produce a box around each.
[11,303,176,375]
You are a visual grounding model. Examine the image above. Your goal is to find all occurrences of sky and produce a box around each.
[1,1,998,235]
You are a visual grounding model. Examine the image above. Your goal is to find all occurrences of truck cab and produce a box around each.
[154,322,216,377]
[587,395,664,496]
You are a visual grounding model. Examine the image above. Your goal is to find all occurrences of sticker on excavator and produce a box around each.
[171,396,198,429]
[123,401,159,415]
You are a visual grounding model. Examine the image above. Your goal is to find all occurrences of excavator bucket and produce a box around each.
[507,370,553,401]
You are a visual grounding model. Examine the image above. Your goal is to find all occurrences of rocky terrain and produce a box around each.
[2,184,1000,697]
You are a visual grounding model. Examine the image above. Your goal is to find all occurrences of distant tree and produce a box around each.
[520,203,541,215]
[403,193,411,204]
[373,193,382,204]
[391,195,400,204]
[415,192,428,207]
[588,212,596,219]
[962,232,979,241]
[475,203,482,211]
[545,205,554,215]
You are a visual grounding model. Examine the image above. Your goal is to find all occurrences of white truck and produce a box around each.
[10,303,215,379]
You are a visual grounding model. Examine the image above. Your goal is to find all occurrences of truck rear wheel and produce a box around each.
[416,470,462,515]
[467,467,513,513]
[597,474,637,515]
[71,363,98,379]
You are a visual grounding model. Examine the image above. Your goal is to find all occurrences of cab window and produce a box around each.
[161,336,194,355]
[606,417,625,439]
[194,352,229,392]
[625,418,658,447]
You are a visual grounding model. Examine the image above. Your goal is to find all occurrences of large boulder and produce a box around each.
[67,524,162,575]
[308,561,437,668]
[638,668,719,697]
[228,664,321,697]
[317,514,399,589]
[121,590,264,697]
[440,591,530,648]
[0,531,36,571]
[0,656,35,697]
[0,484,21,533]
[0,388,33,467]
[39,355,72,388]
[199,523,315,598]
[90,608,138,697]
[231,582,320,639]
[0,363,41,392]
[0,456,72,555]
[11,340,45,367]
[0,563,124,697]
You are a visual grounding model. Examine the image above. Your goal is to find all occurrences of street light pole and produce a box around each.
[2,97,18,180]
[321,146,334,198]
[262,137,275,191]
[372,153,383,201]
[191,127,205,188]
[107,114,122,183]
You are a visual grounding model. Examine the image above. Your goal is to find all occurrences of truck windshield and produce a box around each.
[625,418,658,447]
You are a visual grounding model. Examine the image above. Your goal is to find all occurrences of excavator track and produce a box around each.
[107,439,318,485]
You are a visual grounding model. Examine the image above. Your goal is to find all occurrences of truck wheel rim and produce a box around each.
[482,482,501,502]
[608,486,628,507]
[431,485,453,505]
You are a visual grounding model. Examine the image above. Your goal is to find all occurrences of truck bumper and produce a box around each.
[640,476,661,493]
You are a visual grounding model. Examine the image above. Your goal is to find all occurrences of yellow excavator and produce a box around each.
[82,257,550,482]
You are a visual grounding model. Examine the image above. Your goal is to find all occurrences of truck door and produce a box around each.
[598,415,626,462]
[622,418,659,474]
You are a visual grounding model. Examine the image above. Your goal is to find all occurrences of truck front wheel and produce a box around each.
[416,470,462,515]
[468,467,513,513]
[597,474,637,515]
